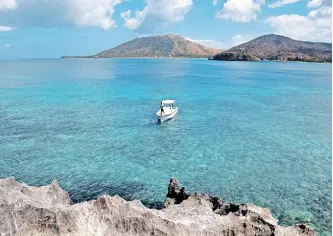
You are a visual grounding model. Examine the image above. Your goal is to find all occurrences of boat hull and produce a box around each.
[156,107,178,123]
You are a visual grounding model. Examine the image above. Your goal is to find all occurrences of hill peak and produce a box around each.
[212,34,331,63]
[135,34,184,40]
[89,34,222,58]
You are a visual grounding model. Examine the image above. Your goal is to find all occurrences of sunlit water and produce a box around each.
[0,59,331,235]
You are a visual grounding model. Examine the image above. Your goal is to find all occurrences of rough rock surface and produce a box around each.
[212,52,261,61]
[0,177,315,236]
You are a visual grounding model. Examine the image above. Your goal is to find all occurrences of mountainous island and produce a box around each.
[212,34,332,63]
[62,34,331,63]
[62,34,222,58]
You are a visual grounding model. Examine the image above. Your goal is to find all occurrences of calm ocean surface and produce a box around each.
[0,59,331,235]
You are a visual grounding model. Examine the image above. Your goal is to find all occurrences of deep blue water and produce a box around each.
[0,59,331,235]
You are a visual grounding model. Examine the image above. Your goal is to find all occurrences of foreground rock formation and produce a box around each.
[0,177,315,236]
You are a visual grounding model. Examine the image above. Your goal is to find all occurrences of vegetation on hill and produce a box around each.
[212,34,332,63]
[63,35,222,58]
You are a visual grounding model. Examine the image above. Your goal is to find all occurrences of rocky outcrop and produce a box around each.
[0,177,315,236]
[212,52,261,61]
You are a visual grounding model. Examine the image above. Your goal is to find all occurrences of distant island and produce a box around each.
[212,34,332,63]
[62,34,223,59]
[62,34,331,63]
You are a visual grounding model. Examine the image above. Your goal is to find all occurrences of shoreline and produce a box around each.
[61,56,332,63]
[0,177,316,236]
[0,57,331,64]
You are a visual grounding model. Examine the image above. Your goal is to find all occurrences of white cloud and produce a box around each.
[4,43,11,48]
[232,34,255,46]
[216,0,264,22]
[213,0,218,6]
[232,35,245,45]
[0,0,17,11]
[268,0,301,8]
[120,0,192,32]
[66,0,122,29]
[185,37,225,49]
[0,25,14,31]
[120,10,145,30]
[265,5,332,42]
[307,0,323,8]
[0,0,123,30]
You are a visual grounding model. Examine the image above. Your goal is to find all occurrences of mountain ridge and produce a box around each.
[63,34,223,58]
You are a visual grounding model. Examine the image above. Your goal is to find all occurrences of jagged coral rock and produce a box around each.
[0,177,315,236]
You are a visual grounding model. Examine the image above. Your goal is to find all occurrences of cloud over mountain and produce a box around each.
[216,0,264,22]
[265,4,332,42]
[121,0,192,33]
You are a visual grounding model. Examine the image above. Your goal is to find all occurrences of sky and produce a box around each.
[0,0,331,59]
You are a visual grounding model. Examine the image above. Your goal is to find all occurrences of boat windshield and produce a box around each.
[161,100,176,106]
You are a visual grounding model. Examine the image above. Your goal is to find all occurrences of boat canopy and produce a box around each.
[161,100,176,105]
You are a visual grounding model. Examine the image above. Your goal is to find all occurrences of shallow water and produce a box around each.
[0,59,331,235]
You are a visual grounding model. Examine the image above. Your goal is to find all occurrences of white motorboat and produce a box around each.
[156,100,178,123]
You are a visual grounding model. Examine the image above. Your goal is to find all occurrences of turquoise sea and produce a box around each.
[0,59,331,235]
